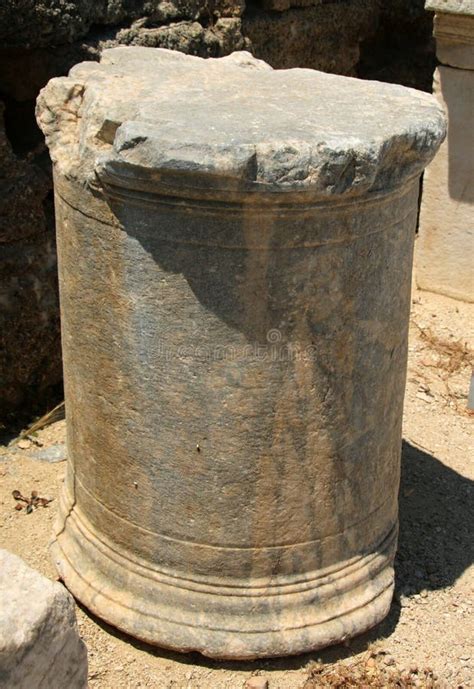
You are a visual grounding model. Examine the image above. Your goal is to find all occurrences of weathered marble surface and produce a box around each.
[0,550,87,689]
[38,47,445,658]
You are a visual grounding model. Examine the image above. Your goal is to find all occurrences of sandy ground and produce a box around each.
[0,285,472,689]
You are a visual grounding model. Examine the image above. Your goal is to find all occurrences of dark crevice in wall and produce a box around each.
[0,95,42,159]
[357,2,436,92]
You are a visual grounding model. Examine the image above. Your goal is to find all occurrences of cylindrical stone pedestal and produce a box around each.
[36,47,445,658]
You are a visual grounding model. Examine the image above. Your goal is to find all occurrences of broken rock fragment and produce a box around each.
[0,549,87,689]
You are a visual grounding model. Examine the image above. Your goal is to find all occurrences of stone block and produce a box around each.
[426,0,474,15]
[417,66,474,302]
[0,550,87,689]
[433,12,474,69]
[38,47,444,658]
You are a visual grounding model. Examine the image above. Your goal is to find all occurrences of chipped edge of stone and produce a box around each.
[36,49,447,198]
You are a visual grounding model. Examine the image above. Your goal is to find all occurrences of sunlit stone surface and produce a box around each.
[417,1,474,302]
[0,550,87,688]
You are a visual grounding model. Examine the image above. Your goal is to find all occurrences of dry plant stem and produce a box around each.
[18,401,66,440]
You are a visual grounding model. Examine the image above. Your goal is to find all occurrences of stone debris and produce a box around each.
[30,443,67,463]
[10,441,68,464]
[0,549,87,689]
[244,677,269,689]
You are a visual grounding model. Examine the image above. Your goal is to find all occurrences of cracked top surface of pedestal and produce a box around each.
[426,0,474,16]
[37,47,446,198]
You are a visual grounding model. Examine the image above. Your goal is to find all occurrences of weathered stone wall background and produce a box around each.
[0,0,435,420]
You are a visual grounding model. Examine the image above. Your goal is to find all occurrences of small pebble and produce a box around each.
[17,439,31,450]
[245,678,268,689]
[416,391,433,403]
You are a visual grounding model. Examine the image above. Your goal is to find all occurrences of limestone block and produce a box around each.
[433,12,474,69]
[426,0,474,15]
[37,47,444,658]
[0,550,87,689]
[417,66,474,302]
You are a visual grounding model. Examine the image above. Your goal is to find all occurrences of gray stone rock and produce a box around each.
[31,442,67,462]
[0,549,87,689]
